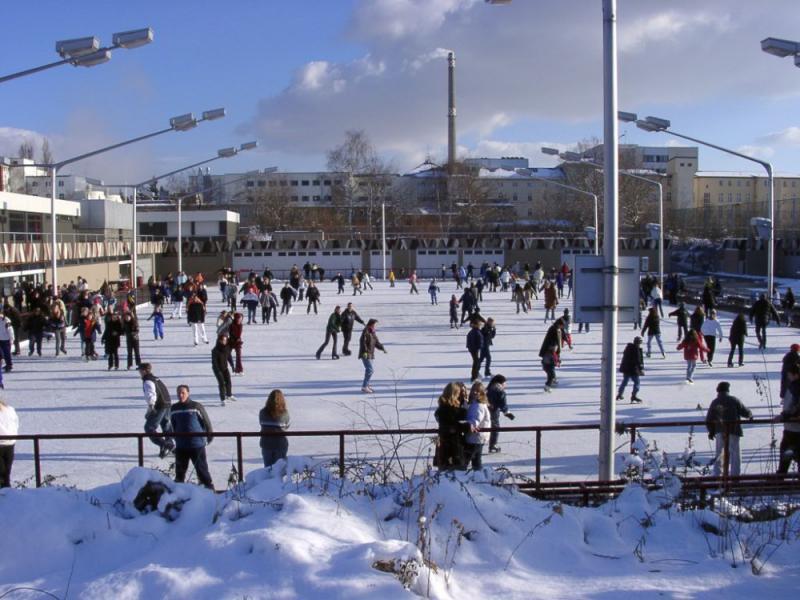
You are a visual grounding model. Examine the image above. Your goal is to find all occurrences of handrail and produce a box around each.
[0,417,780,489]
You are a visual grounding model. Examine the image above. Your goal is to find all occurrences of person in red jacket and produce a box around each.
[677,329,709,384]
[228,312,244,374]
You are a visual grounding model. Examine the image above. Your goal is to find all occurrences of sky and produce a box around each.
[2,0,800,184]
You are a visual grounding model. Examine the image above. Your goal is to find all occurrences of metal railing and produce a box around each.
[0,417,787,491]
[0,231,165,243]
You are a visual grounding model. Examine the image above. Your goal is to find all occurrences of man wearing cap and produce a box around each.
[359,318,386,393]
[138,363,175,458]
[705,382,752,476]
[779,344,800,400]
[617,336,645,403]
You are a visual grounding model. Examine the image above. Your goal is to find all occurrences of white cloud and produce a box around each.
[736,145,775,160]
[758,126,800,146]
[619,11,731,53]
[0,127,51,160]
[467,140,573,166]
[349,0,478,41]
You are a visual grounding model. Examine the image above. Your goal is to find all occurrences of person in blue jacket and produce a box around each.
[170,384,214,489]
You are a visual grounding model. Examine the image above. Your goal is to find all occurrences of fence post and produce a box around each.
[722,430,730,492]
[535,429,542,488]
[33,438,41,488]
[339,433,345,479]
[137,436,144,467]
[236,434,244,482]
[629,426,636,453]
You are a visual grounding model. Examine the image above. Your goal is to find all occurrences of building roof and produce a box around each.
[0,191,81,217]
[696,170,800,179]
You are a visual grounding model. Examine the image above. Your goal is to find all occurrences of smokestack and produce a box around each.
[447,51,456,174]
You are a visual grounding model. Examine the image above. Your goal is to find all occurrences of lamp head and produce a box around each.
[217,147,238,158]
[636,120,663,133]
[239,141,258,152]
[201,108,226,121]
[617,111,638,123]
[170,113,197,131]
[73,49,111,67]
[541,147,560,156]
[644,116,671,131]
[56,36,99,58]
[562,151,583,162]
[112,28,154,49]
[761,37,800,58]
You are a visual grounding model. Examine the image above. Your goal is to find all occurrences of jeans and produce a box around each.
[261,439,289,467]
[653,298,663,317]
[489,408,501,449]
[480,347,492,375]
[28,334,42,355]
[755,324,767,349]
[362,357,374,388]
[706,336,717,364]
[126,337,141,368]
[430,292,438,305]
[470,350,481,381]
[0,445,14,487]
[213,367,232,401]
[307,300,318,314]
[712,433,742,476]
[0,340,12,370]
[728,340,744,366]
[342,328,354,354]
[144,407,174,450]
[777,430,800,474]
[543,363,556,386]
[174,446,214,489]
[686,360,697,381]
[618,374,640,397]
[153,321,164,339]
[647,334,664,356]
[465,443,483,469]
[544,308,555,321]
[578,322,590,333]
[246,305,257,324]
[53,329,66,355]
[317,331,339,357]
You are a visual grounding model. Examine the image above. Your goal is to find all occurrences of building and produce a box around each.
[137,207,240,242]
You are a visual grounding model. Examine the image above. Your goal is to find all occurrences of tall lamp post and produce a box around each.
[543,146,664,284]
[487,0,621,481]
[34,108,225,294]
[621,112,775,296]
[0,28,153,84]
[108,140,255,286]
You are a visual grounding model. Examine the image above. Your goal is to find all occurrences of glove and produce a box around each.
[505,412,515,420]
[708,433,715,440]
[361,352,369,359]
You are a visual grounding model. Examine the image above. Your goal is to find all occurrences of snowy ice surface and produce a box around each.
[2,278,796,488]
[1,279,800,597]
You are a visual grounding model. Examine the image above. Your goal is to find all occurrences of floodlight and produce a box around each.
[55,36,99,58]
[112,28,154,49]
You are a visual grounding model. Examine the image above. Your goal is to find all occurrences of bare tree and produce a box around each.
[17,140,34,160]
[249,186,300,233]
[40,138,54,165]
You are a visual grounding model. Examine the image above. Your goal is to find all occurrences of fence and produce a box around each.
[0,417,789,492]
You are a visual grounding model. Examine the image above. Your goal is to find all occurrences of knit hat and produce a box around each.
[791,343,800,352]
[716,381,731,393]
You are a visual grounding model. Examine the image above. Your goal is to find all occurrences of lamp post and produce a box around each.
[487,0,621,480]
[0,28,153,84]
[34,108,225,295]
[108,140,255,286]
[621,112,775,296]
[544,147,664,284]
[761,37,800,67]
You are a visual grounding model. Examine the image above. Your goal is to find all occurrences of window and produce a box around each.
[313,195,320,201]
[268,181,276,187]
[737,180,741,187]
[728,181,732,187]
[291,180,299,186]
[736,193,741,203]
[280,180,288,187]
[302,196,309,202]
[302,180,309,186]
[679,163,685,167]
[219,222,227,236]
[324,195,332,202]
[291,195,299,201]
[31,181,38,187]
[703,192,711,206]
[58,180,64,187]
[312,180,320,186]
[528,194,533,201]
[334,179,342,185]
[718,180,723,186]
[323,179,331,185]
[58,193,65,199]
[746,193,751,202]
[512,194,518,201]
[718,193,723,203]
[246,180,255,187]
[728,193,733,203]
[257,181,266,187]
[783,180,788,188]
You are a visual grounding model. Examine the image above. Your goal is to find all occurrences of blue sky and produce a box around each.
[2,0,800,183]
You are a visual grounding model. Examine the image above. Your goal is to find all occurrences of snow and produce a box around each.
[1,278,800,596]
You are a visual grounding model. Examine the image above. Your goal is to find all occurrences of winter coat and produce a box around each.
[619,343,645,377]
[705,393,752,438]
[780,350,800,399]
[689,310,705,332]
[142,373,172,411]
[358,327,384,359]
[104,319,124,350]
[434,404,469,469]
[170,399,213,449]
[728,315,748,343]
[466,401,491,445]
[780,380,800,433]
[259,408,290,450]
[25,313,47,336]
[340,308,364,332]
[669,305,689,327]
[466,328,484,353]
[538,323,562,358]
[701,318,724,340]
[487,384,508,414]
[543,285,558,309]
[641,313,661,336]
[280,286,296,302]
[481,324,496,349]
[123,317,140,341]
[326,312,342,334]
[750,298,780,326]
[211,342,231,373]
[306,287,321,302]
[677,337,708,361]
[228,321,243,349]
[187,300,206,324]
[0,405,19,447]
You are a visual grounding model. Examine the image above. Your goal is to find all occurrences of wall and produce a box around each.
[155,253,232,280]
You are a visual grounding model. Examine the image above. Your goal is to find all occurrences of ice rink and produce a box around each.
[4,278,795,489]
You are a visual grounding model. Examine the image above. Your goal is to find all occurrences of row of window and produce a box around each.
[246,179,342,188]
[235,250,360,257]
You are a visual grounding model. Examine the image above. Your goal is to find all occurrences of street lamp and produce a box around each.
[488,0,622,481]
[620,111,775,296]
[544,146,665,285]
[0,28,153,84]
[761,37,800,67]
[107,140,256,286]
[32,108,226,294]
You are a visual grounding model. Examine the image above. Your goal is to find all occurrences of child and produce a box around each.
[465,381,491,469]
[542,345,558,392]
[561,308,573,350]
[147,306,165,340]
[487,374,514,453]
[449,295,460,329]
[428,278,440,305]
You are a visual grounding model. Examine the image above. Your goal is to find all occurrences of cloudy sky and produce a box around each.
[2,0,800,183]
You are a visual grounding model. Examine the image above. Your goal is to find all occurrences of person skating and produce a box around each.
[0,311,14,372]
[466,318,484,382]
[212,333,235,405]
[340,302,365,356]
[187,295,210,345]
[25,307,47,356]
[465,381,491,470]
[480,317,496,377]
[749,293,781,350]
[689,305,705,334]
[641,306,665,359]
[434,382,469,470]
[335,272,345,295]
[0,400,19,487]
[138,363,176,458]
[48,305,68,356]
[170,284,185,320]
[459,287,478,324]
[388,270,396,288]
[122,312,141,369]
[305,281,320,314]
[359,318,386,393]
[351,272,363,296]
[280,283,296,314]
[668,302,689,342]
[617,336,645,403]
[241,286,260,324]
[428,278,440,305]
[542,280,558,322]
[104,312,124,370]
[677,330,708,384]
[259,389,290,467]
[408,270,419,295]
[701,309,724,367]
[449,295,460,329]
[170,384,214,490]
[229,312,244,374]
[727,311,748,367]
[782,287,795,326]
[76,312,101,361]
[512,283,527,314]
[705,381,752,477]
[487,374,514,453]
[316,306,342,359]
[541,345,558,392]
[776,363,800,474]
[780,344,800,400]
[147,305,165,340]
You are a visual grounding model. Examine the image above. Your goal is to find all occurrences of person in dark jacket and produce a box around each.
[782,287,795,325]
[170,384,214,489]
[335,273,345,294]
[486,374,514,453]
[25,308,47,356]
[123,312,141,369]
[459,288,477,324]
[705,381,752,476]
[187,295,209,345]
[749,293,781,349]
[103,312,124,370]
[340,303,364,356]
[617,336,645,403]
[701,284,717,317]
[780,344,800,400]
[466,318,484,382]
[48,305,68,357]
[689,305,705,333]
[449,295,460,329]
[280,283,296,315]
[138,363,175,458]
[228,312,244,374]
[306,281,321,314]
[727,311,748,367]
[434,382,470,470]
[777,364,800,474]
[668,302,689,342]
[212,334,235,405]
[539,319,564,364]
[316,306,342,360]
[480,318,496,377]
[259,389,290,467]
[359,318,386,393]
[640,307,665,359]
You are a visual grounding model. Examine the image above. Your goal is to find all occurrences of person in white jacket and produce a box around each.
[649,283,664,317]
[0,400,19,487]
[465,381,491,469]
[701,309,725,367]
[0,313,15,373]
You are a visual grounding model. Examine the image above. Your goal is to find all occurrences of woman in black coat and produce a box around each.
[727,311,748,367]
[434,382,470,470]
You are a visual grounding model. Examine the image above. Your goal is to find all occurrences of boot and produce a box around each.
[630,394,643,404]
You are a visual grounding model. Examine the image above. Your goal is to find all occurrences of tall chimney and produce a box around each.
[447,51,456,173]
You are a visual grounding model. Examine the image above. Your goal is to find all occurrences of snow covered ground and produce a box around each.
[2,278,796,487]
[1,278,799,598]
